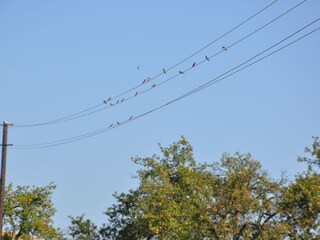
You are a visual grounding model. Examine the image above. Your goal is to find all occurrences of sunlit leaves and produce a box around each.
[100,137,320,239]
[68,214,100,240]
[4,183,59,239]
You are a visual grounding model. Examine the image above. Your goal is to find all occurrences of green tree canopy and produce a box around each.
[100,137,299,239]
[62,137,319,239]
[68,214,100,240]
[4,182,59,240]
[280,136,320,239]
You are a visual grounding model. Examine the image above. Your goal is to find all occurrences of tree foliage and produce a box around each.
[68,136,320,239]
[4,182,59,240]
[101,137,320,239]
[280,136,320,239]
[68,214,100,240]
[298,136,320,168]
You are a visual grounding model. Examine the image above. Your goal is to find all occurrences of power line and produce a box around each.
[13,19,320,149]
[106,0,282,100]
[176,20,320,103]
[42,0,310,123]
[13,0,282,128]
[15,0,308,127]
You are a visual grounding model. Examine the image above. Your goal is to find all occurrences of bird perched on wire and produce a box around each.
[205,56,210,61]
[152,84,156,88]
[135,91,138,96]
[103,97,112,104]
[222,46,227,51]
[129,116,133,120]
[179,71,185,74]
[163,68,166,74]
[117,121,120,125]
[192,62,196,68]
[121,98,125,102]
[109,123,114,127]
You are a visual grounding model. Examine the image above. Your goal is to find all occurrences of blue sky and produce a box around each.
[0,0,319,230]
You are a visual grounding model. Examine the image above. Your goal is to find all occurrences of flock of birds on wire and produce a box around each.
[103,47,228,128]
[7,0,320,149]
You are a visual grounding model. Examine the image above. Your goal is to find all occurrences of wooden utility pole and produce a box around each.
[0,121,12,239]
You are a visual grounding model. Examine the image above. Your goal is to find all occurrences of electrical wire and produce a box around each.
[14,0,282,128]
[15,0,308,127]
[13,19,320,149]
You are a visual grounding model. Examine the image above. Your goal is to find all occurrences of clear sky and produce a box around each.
[0,0,319,230]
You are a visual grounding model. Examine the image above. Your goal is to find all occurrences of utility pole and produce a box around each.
[0,121,13,239]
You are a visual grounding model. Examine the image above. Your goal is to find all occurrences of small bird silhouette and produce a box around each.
[103,97,112,104]
[142,79,147,84]
[192,62,196,68]
[109,123,114,127]
[135,91,138,96]
[116,100,120,104]
[179,71,185,74]
[152,84,156,88]
[137,65,140,71]
[222,46,227,51]
[163,68,166,74]
[117,121,120,125]
[205,56,210,61]
[129,116,133,120]
[146,77,151,82]
[121,98,125,102]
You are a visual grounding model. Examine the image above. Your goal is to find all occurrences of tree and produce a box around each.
[68,214,100,240]
[207,153,288,239]
[100,137,288,239]
[280,136,320,239]
[298,136,320,168]
[3,182,60,240]
[101,137,217,239]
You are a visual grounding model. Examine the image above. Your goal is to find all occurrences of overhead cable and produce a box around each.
[13,18,320,149]
[14,0,282,128]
